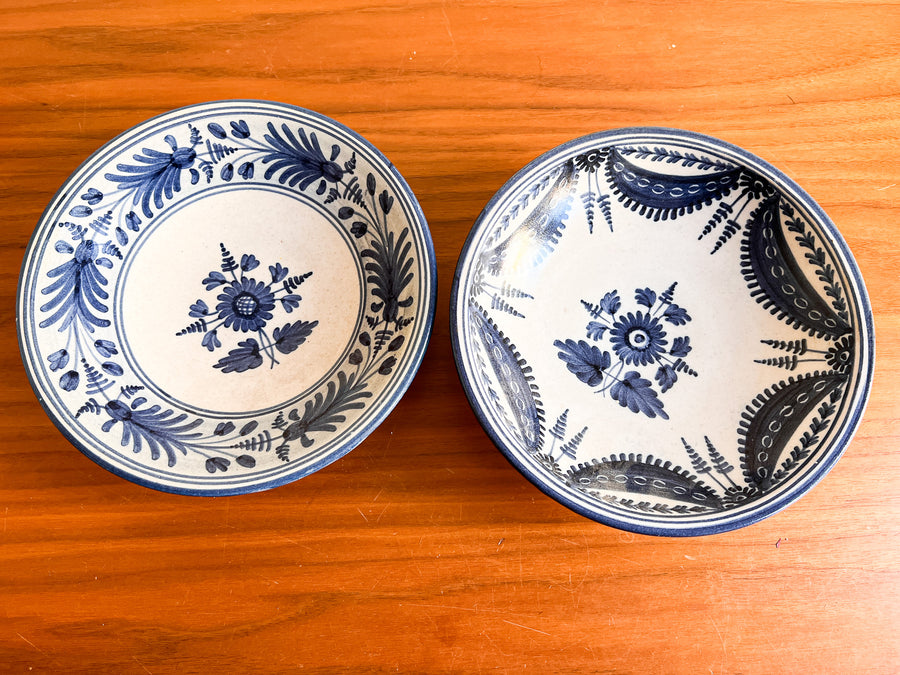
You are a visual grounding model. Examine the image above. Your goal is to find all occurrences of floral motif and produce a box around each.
[104,130,201,218]
[609,311,668,366]
[29,108,425,484]
[216,277,276,332]
[554,282,697,420]
[176,243,316,373]
[574,149,605,173]
[826,335,853,373]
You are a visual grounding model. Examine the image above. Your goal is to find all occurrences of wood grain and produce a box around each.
[1,1,898,672]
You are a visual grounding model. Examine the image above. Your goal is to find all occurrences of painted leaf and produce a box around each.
[470,304,544,451]
[739,371,846,489]
[609,370,668,419]
[273,320,318,354]
[605,146,742,221]
[554,339,611,387]
[655,364,677,393]
[670,336,691,357]
[566,454,722,508]
[635,287,656,308]
[741,196,851,339]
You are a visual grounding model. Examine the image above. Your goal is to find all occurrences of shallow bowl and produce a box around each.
[18,100,436,495]
[451,128,873,535]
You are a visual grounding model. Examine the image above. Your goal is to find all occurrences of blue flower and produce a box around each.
[609,311,668,366]
[216,277,276,332]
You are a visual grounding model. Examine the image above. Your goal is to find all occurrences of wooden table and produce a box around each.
[2,1,898,672]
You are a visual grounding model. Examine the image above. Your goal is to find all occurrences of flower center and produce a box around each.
[233,292,259,317]
[626,328,650,349]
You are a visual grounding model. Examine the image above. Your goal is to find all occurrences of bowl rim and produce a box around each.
[17,99,438,496]
[450,126,874,536]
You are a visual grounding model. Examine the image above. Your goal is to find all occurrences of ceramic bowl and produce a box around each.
[18,100,436,495]
[451,128,873,536]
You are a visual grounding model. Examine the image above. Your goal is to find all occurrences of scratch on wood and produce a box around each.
[17,632,51,659]
[440,1,459,66]
[502,619,550,636]
[357,507,369,522]
[133,656,153,674]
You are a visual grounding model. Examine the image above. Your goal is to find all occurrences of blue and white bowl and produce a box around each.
[451,128,873,536]
[18,100,436,495]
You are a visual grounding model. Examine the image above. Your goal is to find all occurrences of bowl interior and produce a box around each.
[452,128,872,535]
[18,101,435,495]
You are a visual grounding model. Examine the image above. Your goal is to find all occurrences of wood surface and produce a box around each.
[1,1,899,672]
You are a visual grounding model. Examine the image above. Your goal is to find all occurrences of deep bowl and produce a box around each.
[451,128,873,536]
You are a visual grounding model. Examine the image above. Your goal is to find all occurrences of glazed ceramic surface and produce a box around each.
[18,100,436,495]
[451,128,873,536]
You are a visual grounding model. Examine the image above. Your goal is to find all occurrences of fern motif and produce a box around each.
[618,146,736,171]
[600,495,713,515]
[280,371,373,448]
[101,399,204,467]
[699,202,733,239]
[361,227,415,327]
[205,139,238,163]
[548,409,569,442]
[760,338,808,355]
[75,398,103,418]
[781,200,850,323]
[232,430,274,453]
[58,221,88,240]
[342,176,368,206]
[88,211,113,237]
[283,272,313,292]
[754,355,800,371]
[559,426,587,460]
[83,360,115,395]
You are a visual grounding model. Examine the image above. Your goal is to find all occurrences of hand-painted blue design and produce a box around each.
[575,148,613,232]
[101,397,204,467]
[555,283,697,420]
[75,384,279,470]
[544,409,588,461]
[531,409,588,480]
[738,370,846,490]
[104,128,202,218]
[469,303,545,452]
[39,240,112,333]
[741,196,851,340]
[477,160,577,292]
[566,454,724,512]
[575,144,781,255]
[272,371,371,452]
[362,227,415,326]
[605,146,743,221]
[38,112,419,474]
[176,243,317,373]
[609,311,668,366]
[754,335,855,374]
[260,122,345,191]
